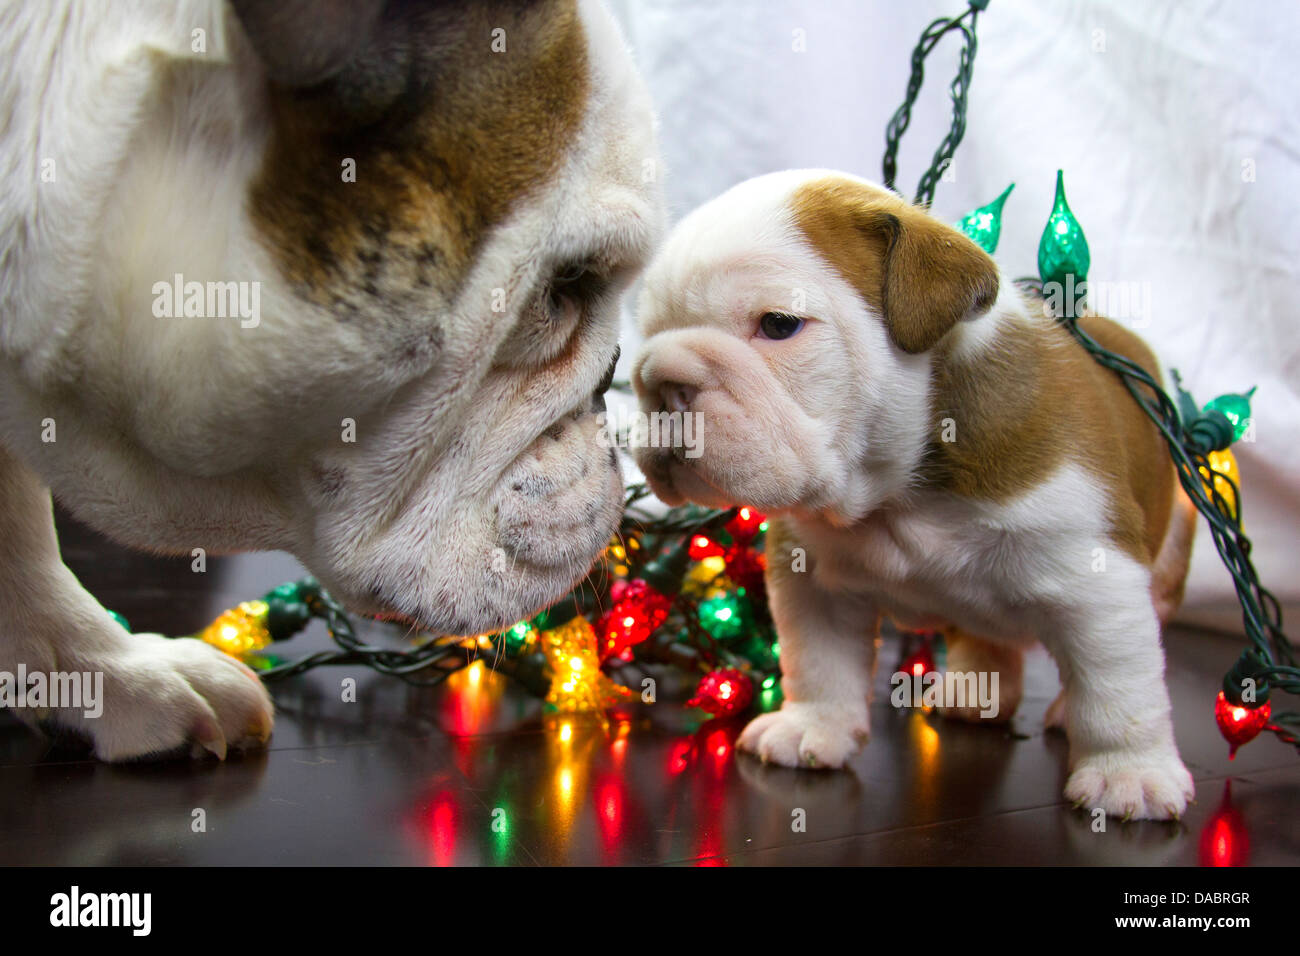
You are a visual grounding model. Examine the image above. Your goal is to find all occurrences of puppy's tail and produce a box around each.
[1152,481,1198,627]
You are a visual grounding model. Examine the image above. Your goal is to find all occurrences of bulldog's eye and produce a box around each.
[548,264,607,323]
[757,311,806,340]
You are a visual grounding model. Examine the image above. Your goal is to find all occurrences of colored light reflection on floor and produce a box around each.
[540,716,647,862]
[426,661,755,864]
[658,722,740,866]
[545,717,592,854]
[1199,781,1249,867]
[492,809,511,865]
[594,775,627,860]
[907,712,941,820]
[697,727,733,864]
[422,790,458,867]
[442,659,507,739]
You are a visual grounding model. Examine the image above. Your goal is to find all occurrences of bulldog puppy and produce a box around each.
[0,0,661,760]
[633,170,1198,820]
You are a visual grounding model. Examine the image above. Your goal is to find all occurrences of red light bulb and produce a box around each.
[723,544,767,598]
[596,578,672,662]
[724,507,767,545]
[901,645,937,679]
[1213,691,1271,758]
[687,668,754,718]
[689,534,725,561]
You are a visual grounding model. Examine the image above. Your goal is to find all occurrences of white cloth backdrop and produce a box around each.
[606,0,1300,634]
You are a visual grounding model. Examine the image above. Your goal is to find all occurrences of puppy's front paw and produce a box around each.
[45,633,274,762]
[1064,750,1194,821]
[737,703,868,769]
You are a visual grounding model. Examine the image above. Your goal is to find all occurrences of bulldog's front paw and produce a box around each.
[38,633,274,762]
[1064,750,1194,821]
[737,702,868,769]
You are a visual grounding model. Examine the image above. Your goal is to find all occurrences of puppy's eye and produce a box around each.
[757,311,806,340]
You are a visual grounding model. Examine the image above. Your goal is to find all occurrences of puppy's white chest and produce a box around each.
[792,480,1103,642]
[817,510,994,626]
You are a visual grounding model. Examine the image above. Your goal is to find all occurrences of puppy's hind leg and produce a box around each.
[934,629,1023,724]
[0,444,273,760]
[1038,553,1193,821]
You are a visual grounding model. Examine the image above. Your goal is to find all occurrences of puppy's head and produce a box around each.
[632,170,997,522]
[12,0,662,634]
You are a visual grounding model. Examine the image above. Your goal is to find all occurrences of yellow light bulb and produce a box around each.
[539,616,634,713]
[1199,448,1241,520]
[197,600,272,659]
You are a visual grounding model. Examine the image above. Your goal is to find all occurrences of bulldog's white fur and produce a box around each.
[0,0,662,760]
[633,170,1196,820]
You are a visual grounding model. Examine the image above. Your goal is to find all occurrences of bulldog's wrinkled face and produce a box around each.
[632,170,997,524]
[6,0,662,635]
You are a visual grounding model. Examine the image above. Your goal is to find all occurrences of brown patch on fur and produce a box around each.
[790,176,999,353]
[922,300,1177,565]
[248,0,589,318]
[788,176,1178,568]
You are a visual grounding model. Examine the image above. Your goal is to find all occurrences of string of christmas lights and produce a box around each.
[109,0,1295,761]
[110,490,784,722]
[891,0,1296,755]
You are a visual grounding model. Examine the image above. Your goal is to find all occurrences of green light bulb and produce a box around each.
[1037,170,1090,290]
[699,593,747,642]
[1204,388,1256,442]
[957,182,1014,254]
[501,620,536,657]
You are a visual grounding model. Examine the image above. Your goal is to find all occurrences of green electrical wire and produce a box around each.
[882,0,1297,751]
[882,0,988,207]
[1019,277,1299,749]
[249,486,745,695]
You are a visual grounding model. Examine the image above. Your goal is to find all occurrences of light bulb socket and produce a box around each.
[1187,411,1235,454]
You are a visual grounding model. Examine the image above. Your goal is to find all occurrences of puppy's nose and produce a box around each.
[660,382,697,414]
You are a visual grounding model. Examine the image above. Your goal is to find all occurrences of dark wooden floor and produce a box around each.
[0,509,1295,866]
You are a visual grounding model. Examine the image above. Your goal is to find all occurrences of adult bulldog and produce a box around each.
[0,0,662,760]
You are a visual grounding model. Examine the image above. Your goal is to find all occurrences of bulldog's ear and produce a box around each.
[871,207,1000,353]
[229,0,388,88]
[792,178,999,354]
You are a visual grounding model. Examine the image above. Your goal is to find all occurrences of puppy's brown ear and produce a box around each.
[874,207,1001,353]
[792,177,1000,354]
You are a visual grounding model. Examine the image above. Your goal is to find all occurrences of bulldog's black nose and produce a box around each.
[593,345,621,399]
